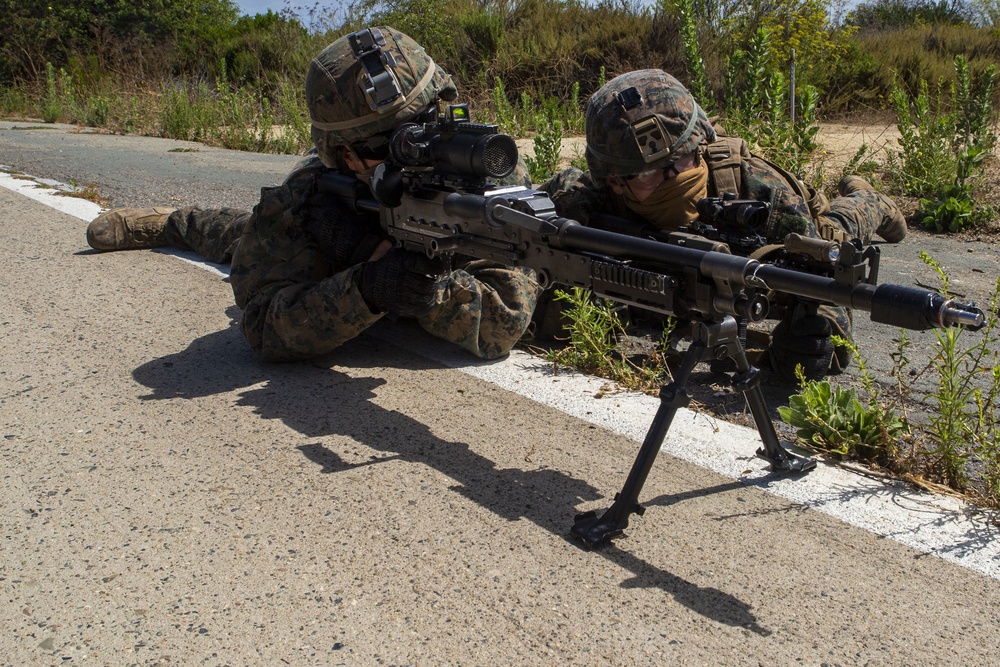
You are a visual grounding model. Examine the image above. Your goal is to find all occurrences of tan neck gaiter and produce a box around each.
[622,160,709,231]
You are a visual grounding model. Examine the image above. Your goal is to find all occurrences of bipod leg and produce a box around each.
[571,320,718,547]
[727,334,817,474]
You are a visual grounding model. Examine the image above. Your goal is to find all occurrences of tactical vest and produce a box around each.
[702,135,844,243]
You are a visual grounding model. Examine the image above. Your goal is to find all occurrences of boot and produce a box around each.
[838,176,907,243]
[86,207,177,251]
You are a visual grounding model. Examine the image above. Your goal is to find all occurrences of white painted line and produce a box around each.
[4,172,997,579]
[0,169,104,220]
[0,170,230,278]
[153,248,230,278]
[378,328,999,580]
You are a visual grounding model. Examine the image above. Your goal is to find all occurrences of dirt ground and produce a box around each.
[815,122,902,166]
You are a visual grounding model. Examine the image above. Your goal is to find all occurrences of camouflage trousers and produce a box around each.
[813,189,897,370]
[163,207,249,264]
[816,189,888,244]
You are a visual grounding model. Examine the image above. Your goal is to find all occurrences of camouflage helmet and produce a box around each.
[585,69,716,180]
[306,26,458,168]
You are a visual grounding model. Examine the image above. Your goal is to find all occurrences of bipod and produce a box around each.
[571,315,816,547]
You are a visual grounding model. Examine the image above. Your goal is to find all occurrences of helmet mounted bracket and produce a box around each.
[348,28,403,111]
[631,116,672,165]
[631,105,700,166]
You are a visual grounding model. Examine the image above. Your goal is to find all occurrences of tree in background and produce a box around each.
[846,0,974,30]
[0,1,244,85]
[971,0,1000,25]
[660,0,854,100]
[1,1,328,91]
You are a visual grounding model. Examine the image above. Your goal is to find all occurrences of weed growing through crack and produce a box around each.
[543,288,667,394]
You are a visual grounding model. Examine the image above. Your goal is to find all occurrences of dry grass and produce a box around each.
[56,182,108,206]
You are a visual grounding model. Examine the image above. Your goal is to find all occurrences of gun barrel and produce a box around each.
[866,284,986,330]
[556,226,984,332]
[946,304,988,328]
[558,223,720,273]
[754,265,985,331]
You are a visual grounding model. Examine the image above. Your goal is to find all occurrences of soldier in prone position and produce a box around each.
[540,69,908,382]
[85,27,541,362]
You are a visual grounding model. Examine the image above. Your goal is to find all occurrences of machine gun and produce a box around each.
[318,105,986,547]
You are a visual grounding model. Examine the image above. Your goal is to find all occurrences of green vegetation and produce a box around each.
[889,55,998,232]
[2,0,997,204]
[720,27,822,177]
[777,362,906,467]
[669,0,715,114]
[4,0,996,227]
[543,288,668,394]
[778,333,909,470]
[776,255,1000,508]
[524,119,564,183]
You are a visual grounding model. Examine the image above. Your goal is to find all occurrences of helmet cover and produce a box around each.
[306,26,458,167]
[585,69,716,179]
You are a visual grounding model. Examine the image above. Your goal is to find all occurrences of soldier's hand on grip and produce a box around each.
[305,192,389,268]
[354,248,447,318]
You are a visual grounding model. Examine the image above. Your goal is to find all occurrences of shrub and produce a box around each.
[40,63,62,123]
[721,28,821,176]
[917,253,1000,491]
[84,96,110,127]
[524,119,563,183]
[779,340,908,467]
[889,55,997,231]
[778,375,907,464]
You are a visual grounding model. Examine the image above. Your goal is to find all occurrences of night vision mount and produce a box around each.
[348,27,403,110]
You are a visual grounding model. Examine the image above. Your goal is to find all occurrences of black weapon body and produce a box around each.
[317,111,985,547]
[322,170,981,336]
[591,195,771,257]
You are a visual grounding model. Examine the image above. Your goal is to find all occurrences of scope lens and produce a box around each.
[478,134,518,179]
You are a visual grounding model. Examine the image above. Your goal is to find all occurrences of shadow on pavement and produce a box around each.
[131,309,772,635]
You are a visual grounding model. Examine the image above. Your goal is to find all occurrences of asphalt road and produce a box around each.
[2,122,1000,665]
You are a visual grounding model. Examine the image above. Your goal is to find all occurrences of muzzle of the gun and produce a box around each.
[867,283,986,331]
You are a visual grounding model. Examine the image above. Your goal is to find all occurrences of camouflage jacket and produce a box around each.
[230,155,541,362]
[541,137,824,244]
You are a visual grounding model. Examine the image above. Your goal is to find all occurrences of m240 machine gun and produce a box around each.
[319,105,986,547]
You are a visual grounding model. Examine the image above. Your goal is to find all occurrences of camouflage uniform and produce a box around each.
[124,163,539,363]
[85,27,541,362]
[149,207,248,264]
[540,159,889,370]
[229,155,539,362]
[540,69,907,380]
[542,133,882,248]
